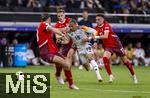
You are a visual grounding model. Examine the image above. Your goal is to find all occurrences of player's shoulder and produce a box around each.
[140,48,145,52]
[104,21,111,27]
[55,21,60,27]
[39,21,44,26]
[65,17,72,22]
[94,26,99,30]
[39,22,48,28]
[41,21,49,26]
[80,26,89,31]
[104,21,110,24]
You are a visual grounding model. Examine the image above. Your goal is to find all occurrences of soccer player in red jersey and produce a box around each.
[54,9,79,89]
[93,14,138,83]
[37,14,70,71]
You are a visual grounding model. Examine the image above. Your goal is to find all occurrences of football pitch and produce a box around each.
[0,65,150,98]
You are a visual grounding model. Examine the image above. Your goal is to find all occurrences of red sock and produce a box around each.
[103,57,112,75]
[64,70,73,86]
[55,65,63,77]
[124,61,135,76]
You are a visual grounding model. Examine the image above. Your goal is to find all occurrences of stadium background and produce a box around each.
[0,0,149,66]
[0,0,150,98]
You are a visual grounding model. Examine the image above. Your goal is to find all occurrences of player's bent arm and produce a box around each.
[61,36,70,44]
[47,26,63,36]
[55,33,62,39]
[86,27,98,35]
[81,26,97,35]
[55,33,70,44]
[59,27,70,33]
[94,30,109,39]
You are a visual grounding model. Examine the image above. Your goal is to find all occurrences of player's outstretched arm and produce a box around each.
[47,26,64,36]
[94,30,109,39]
[81,26,97,34]
[82,37,92,42]
[60,35,70,44]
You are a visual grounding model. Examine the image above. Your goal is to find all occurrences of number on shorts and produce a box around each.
[120,48,125,54]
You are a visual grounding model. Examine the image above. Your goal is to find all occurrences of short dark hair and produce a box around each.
[96,14,105,18]
[83,9,88,13]
[41,13,50,21]
[69,19,77,24]
[57,8,65,13]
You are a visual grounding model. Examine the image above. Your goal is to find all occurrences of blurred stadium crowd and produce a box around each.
[0,0,149,14]
[0,33,149,67]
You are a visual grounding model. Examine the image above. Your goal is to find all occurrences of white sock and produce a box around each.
[89,63,93,70]
[98,59,104,67]
[90,59,102,80]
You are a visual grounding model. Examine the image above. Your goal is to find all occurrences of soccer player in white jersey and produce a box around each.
[67,19,103,82]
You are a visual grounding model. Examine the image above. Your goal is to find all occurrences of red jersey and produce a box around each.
[37,22,58,53]
[55,17,71,29]
[94,21,118,48]
[55,17,73,46]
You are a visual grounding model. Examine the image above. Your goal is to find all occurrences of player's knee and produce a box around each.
[124,60,132,68]
[103,57,109,62]
[103,57,110,66]
[62,62,70,70]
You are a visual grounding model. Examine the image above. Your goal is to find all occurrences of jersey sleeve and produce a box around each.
[86,27,97,35]
[104,22,111,31]
[81,26,97,34]
[42,22,50,30]
[54,22,59,28]
[66,17,72,23]
[42,22,52,32]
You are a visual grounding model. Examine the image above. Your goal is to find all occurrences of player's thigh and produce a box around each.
[120,55,130,63]
[66,48,75,65]
[103,50,112,58]
[85,46,95,59]
[79,54,88,65]
[67,48,75,58]
[86,53,95,60]
[83,63,90,71]
[93,49,100,59]
[53,55,69,70]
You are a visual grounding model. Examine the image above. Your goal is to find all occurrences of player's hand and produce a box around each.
[56,39,62,43]
[61,32,66,37]
[92,43,98,49]
[65,26,70,33]
[88,37,93,40]
[88,36,95,40]
[82,38,90,42]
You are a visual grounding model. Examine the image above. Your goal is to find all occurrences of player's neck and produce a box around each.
[45,21,49,24]
[98,21,105,27]
[98,23,104,27]
[59,19,66,24]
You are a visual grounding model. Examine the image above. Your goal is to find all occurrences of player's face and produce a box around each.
[69,22,78,32]
[96,16,104,26]
[83,11,88,19]
[47,17,51,24]
[137,42,141,48]
[57,12,65,22]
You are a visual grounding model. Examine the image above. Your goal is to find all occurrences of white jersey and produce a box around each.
[134,48,145,58]
[68,28,94,54]
[68,26,97,64]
